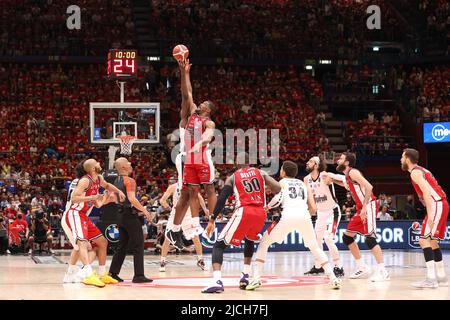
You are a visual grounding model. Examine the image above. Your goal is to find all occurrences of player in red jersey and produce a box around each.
[201,154,281,293]
[62,159,126,287]
[327,152,389,282]
[401,148,448,288]
[166,59,217,250]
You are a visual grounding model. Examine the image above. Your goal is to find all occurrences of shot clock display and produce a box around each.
[107,49,137,79]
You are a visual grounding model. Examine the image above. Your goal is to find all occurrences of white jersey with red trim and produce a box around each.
[304,172,338,212]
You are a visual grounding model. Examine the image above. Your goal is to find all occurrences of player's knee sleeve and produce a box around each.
[212,240,227,265]
[343,234,355,246]
[365,236,378,250]
[243,238,254,258]
[433,248,443,262]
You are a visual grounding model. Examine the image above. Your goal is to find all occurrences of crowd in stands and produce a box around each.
[419,0,450,37]
[0,0,134,56]
[345,110,408,156]
[151,0,406,59]
[398,65,449,122]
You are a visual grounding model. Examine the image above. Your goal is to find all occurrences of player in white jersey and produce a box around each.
[246,161,342,290]
[303,156,345,277]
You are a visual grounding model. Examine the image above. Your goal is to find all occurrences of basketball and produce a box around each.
[172,44,189,62]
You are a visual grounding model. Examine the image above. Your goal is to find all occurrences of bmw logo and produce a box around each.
[105,224,120,243]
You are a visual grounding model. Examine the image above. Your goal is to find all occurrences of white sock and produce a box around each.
[68,264,78,274]
[173,224,181,232]
[435,260,446,278]
[378,263,385,271]
[98,265,106,276]
[197,255,203,261]
[254,261,264,279]
[82,264,93,276]
[426,261,436,280]
[161,256,166,262]
[323,262,335,278]
[355,258,363,269]
[213,271,221,282]
[243,264,251,275]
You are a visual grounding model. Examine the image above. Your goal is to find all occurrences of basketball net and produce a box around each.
[118,135,136,155]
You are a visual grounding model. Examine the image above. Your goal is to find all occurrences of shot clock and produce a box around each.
[107,49,138,79]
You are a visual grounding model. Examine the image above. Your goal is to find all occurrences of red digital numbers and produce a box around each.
[108,50,137,78]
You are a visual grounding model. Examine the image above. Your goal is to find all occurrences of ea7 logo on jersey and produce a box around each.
[105,224,120,243]
[408,222,421,249]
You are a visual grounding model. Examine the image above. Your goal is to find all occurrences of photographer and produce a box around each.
[0,211,8,255]
[28,211,53,254]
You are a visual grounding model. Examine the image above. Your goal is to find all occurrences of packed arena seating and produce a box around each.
[0,0,134,56]
[152,0,407,59]
[400,65,449,122]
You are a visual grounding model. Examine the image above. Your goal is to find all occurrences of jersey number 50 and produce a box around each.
[242,178,261,193]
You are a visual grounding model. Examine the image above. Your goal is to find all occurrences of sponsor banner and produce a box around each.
[423,122,450,144]
[199,221,450,252]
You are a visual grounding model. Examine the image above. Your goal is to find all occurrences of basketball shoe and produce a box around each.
[101,273,119,284]
[370,268,390,282]
[166,229,184,250]
[239,272,249,290]
[246,278,262,291]
[437,276,448,287]
[201,280,224,293]
[333,266,345,278]
[304,266,324,275]
[197,259,207,271]
[411,278,438,289]
[159,260,167,272]
[83,273,105,288]
[349,265,371,279]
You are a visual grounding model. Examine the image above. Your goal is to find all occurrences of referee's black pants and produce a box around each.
[109,213,145,277]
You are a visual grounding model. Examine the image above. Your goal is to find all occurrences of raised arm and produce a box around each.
[179,59,196,121]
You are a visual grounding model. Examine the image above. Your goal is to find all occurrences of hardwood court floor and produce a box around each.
[0,250,448,300]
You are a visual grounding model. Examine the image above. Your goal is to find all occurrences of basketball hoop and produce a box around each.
[118,135,136,155]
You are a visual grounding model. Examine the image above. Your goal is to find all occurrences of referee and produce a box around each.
[108,157,154,283]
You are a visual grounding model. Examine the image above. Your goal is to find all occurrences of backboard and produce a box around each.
[89,102,160,145]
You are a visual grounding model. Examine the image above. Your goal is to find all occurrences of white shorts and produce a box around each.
[166,208,203,240]
[315,205,342,238]
[265,209,316,247]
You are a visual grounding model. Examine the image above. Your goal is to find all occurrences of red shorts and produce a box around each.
[62,209,102,248]
[347,200,377,236]
[183,163,215,185]
[218,206,266,247]
[421,200,449,240]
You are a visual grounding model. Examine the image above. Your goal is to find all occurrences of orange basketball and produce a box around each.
[172,44,189,62]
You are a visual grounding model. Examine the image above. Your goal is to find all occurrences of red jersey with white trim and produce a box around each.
[345,169,376,210]
[233,167,266,208]
[411,166,446,201]
[69,175,100,214]
[184,113,210,164]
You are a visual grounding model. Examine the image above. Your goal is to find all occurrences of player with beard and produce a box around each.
[401,148,448,288]
[326,153,389,282]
